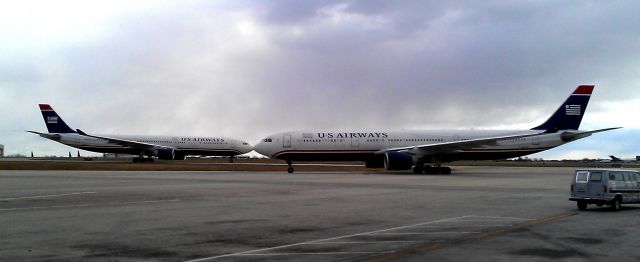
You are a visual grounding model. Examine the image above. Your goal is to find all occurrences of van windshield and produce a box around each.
[589,172,602,182]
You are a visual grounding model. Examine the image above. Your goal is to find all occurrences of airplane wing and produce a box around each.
[376,127,621,157]
[75,129,173,153]
[26,130,61,140]
[558,127,622,142]
[376,132,545,156]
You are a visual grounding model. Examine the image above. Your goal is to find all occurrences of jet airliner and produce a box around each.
[28,104,252,162]
[254,85,620,174]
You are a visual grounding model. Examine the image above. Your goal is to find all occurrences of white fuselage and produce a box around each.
[47,133,252,156]
[254,130,570,163]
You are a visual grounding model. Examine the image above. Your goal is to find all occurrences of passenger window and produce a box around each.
[589,172,602,182]
[609,172,624,182]
[576,171,589,183]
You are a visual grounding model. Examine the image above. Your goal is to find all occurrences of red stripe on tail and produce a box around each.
[573,85,594,95]
[39,104,53,110]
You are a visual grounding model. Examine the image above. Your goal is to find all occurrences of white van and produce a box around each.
[570,168,640,211]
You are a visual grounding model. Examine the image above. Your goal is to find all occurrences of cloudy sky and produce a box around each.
[1,0,639,160]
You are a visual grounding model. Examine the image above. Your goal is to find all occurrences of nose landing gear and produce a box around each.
[287,160,294,173]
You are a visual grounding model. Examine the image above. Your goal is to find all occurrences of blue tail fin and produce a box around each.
[39,104,76,133]
[531,85,594,132]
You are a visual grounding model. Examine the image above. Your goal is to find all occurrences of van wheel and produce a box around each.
[610,198,622,211]
[577,201,587,210]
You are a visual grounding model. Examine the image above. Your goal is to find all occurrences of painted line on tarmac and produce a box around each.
[312,241,423,244]
[364,212,576,262]
[233,251,394,256]
[0,191,96,201]
[370,232,480,235]
[0,199,180,211]
[457,215,535,221]
[184,215,472,262]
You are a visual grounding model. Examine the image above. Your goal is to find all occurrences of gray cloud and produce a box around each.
[1,0,638,158]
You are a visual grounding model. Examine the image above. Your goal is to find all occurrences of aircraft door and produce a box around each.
[351,137,359,147]
[283,134,292,148]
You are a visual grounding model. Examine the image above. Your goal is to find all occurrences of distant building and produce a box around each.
[0,144,3,157]
[637,156,640,161]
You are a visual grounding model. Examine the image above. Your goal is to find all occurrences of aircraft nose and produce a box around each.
[243,143,253,153]
[253,140,271,157]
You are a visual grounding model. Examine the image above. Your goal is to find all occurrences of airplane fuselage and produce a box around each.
[43,133,252,157]
[254,129,571,163]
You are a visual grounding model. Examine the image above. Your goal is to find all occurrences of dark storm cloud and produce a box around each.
[238,0,640,131]
[1,0,638,158]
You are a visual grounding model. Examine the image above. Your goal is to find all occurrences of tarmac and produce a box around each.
[1,166,639,261]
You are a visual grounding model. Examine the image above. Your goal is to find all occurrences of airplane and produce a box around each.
[254,85,620,174]
[28,104,253,162]
[608,155,636,163]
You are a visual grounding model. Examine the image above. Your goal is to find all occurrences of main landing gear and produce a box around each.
[133,153,155,163]
[132,157,155,163]
[412,164,451,175]
[229,157,234,163]
[287,160,294,173]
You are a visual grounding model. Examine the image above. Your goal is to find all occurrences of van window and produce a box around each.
[589,172,602,182]
[609,172,624,182]
[576,171,589,183]
[626,172,637,182]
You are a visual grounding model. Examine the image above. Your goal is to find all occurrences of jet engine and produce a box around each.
[384,152,414,170]
[156,148,176,160]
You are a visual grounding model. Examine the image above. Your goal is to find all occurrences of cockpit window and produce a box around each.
[262,138,273,142]
[242,142,249,145]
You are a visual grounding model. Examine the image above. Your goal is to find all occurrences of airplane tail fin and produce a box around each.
[39,104,76,133]
[531,85,593,132]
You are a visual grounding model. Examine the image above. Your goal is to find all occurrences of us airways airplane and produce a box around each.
[254,85,620,174]
[28,104,252,162]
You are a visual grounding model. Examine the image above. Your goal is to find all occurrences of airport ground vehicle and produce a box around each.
[570,169,640,211]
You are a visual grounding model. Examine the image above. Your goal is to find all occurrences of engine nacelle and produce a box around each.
[384,152,414,170]
[156,148,176,160]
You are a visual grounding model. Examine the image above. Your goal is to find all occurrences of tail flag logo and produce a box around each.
[565,105,581,116]
[47,116,59,124]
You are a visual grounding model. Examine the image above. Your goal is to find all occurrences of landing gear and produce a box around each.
[412,164,423,174]
[287,160,294,173]
[133,153,155,163]
[229,157,234,163]
[416,164,452,175]
[133,157,155,163]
